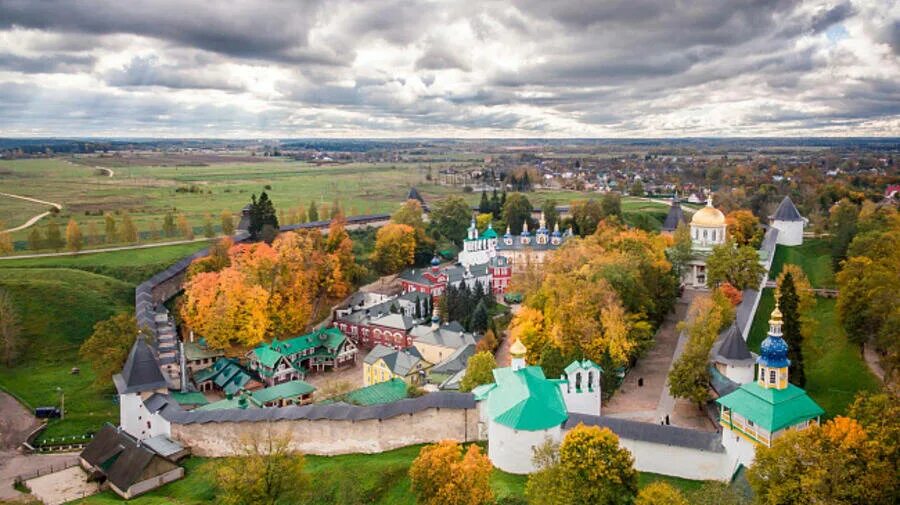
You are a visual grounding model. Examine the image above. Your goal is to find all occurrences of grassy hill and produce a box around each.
[72,445,703,504]
[0,268,133,439]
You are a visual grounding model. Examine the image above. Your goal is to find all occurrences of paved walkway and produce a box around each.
[604,289,715,431]
[0,192,63,233]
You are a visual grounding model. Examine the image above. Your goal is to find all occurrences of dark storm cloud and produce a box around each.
[0,0,896,136]
[0,52,95,73]
[0,0,335,64]
[104,55,244,91]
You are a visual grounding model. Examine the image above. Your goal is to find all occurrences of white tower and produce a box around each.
[771,196,806,246]
[560,360,602,416]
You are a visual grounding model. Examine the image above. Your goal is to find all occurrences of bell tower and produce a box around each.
[757,304,790,390]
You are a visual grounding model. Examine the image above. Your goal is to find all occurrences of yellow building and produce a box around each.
[363,344,432,386]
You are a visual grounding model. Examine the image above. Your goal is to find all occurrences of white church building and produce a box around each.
[682,195,728,288]
[472,340,602,474]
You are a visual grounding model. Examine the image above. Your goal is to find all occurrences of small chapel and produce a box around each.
[716,305,823,469]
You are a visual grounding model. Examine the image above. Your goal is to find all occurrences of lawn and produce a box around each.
[768,238,835,288]
[747,289,880,417]
[73,445,704,504]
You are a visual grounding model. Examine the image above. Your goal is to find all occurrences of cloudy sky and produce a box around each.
[0,0,897,138]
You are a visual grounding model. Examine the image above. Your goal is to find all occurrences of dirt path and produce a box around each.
[0,192,63,233]
[94,166,114,177]
[863,344,886,382]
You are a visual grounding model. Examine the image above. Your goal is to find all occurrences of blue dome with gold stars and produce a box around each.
[757,305,790,368]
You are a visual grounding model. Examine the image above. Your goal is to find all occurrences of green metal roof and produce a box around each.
[195,393,261,411]
[480,226,498,239]
[277,327,348,356]
[252,343,286,369]
[183,341,224,361]
[485,366,568,431]
[343,378,409,406]
[250,380,315,404]
[564,359,603,376]
[170,391,209,406]
[716,382,824,432]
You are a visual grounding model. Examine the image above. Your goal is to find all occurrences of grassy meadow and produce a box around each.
[748,240,880,417]
[71,444,704,505]
[0,243,211,441]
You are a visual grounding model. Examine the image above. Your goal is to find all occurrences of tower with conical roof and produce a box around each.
[114,336,170,440]
[662,193,688,233]
[715,305,823,468]
[770,196,806,246]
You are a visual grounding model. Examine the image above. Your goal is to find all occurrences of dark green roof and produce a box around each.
[485,366,568,431]
[344,378,409,406]
[716,382,824,432]
[170,391,209,406]
[196,393,261,411]
[250,380,315,404]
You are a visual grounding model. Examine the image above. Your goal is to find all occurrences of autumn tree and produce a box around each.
[391,199,433,264]
[409,441,493,505]
[216,430,309,505]
[476,328,498,353]
[460,351,496,392]
[308,200,319,222]
[475,213,492,234]
[162,211,176,237]
[748,416,897,505]
[221,210,235,235]
[570,198,604,236]
[371,223,416,275]
[775,264,814,314]
[187,237,234,278]
[666,221,693,278]
[27,226,42,250]
[0,222,13,255]
[65,218,83,252]
[181,268,270,350]
[829,198,858,270]
[668,290,735,406]
[705,240,765,290]
[525,424,637,505]
[726,209,762,247]
[45,218,63,250]
[777,272,805,387]
[177,213,194,239]
[430,195,474,244]
[79,313,140,388]
[600,192,623,219]
[203,214,215,238]
[636,482,689,505]
[104,212,117,243]
[120,212,138,243]
[0,289,22,366]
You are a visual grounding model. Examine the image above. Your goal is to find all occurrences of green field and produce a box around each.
[72,445,703,504]
[768,238,835,288]
[0,194,51,229]
[0,157,681,251]
[748,241,879,416]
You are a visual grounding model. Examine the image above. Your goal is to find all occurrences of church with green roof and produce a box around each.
[472,339,602,474]
[716,304,823,469]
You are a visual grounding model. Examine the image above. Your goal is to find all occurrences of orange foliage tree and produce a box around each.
[181,223,358,352]
[409,440,494,505]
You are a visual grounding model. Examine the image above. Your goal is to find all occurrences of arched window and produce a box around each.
[575,372,582,391]
[769,370,776,384]
[587,371,594,390]
[703,229,708,240]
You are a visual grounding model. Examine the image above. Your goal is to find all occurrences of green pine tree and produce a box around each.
[479,190,491,214]
[471,299,489,333]
[778,272,806,387]
[308,201,319,222]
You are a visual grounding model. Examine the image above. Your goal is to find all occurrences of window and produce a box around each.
[769,370,776,384]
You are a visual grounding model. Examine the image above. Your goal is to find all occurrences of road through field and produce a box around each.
[0,192,63,233]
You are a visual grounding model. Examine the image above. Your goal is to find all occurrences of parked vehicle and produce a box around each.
[34,406,61,419]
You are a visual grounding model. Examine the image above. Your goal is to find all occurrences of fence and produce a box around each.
[25,431,94,453]
[13,458,80,487]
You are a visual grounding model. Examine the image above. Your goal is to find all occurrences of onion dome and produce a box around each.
[504,225,513,239]
[551,222,562,237]
[430,255,441,266]
[510,339,527,358]
[691,195,726,227]
[758,304,790,368]
[520,221,531,236]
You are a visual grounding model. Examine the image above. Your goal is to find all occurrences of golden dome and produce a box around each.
[691,196,725,227]
[769,303,783,324]
[510,339,527,358]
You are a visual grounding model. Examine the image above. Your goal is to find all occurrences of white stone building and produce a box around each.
[682,195,728,288]
[770,196,806,246]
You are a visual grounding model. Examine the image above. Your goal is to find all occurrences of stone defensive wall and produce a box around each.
[151,392,480,456]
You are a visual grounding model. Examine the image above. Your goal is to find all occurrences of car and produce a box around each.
[34,406,61,419]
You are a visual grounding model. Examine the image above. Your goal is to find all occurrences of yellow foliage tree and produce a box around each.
[65,218,83,251]
[371,223,416,275]
[181,269,270,351]
[177,213,193,239]
[635,482,689,505]
[0,221,13,254]
[409,441,493,505]
[726,209,762,247]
